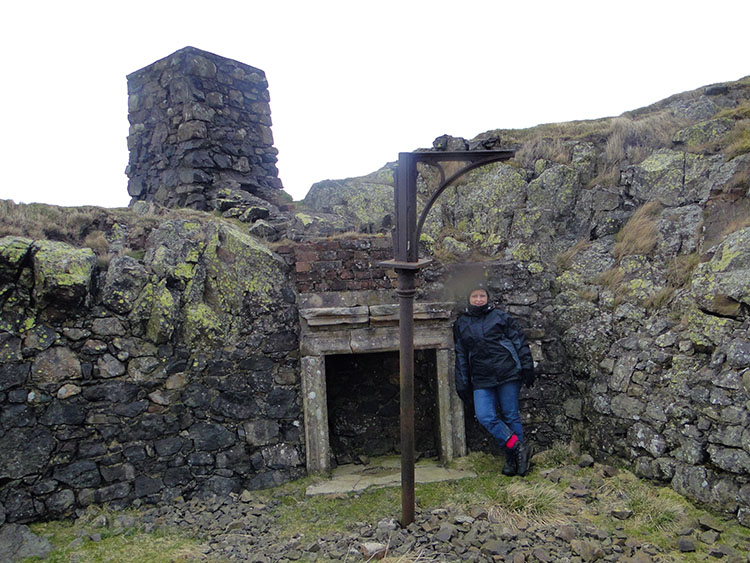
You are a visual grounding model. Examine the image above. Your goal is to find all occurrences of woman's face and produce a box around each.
[469,289,488,306]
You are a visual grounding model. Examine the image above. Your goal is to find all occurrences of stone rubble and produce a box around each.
[116,490,749,562]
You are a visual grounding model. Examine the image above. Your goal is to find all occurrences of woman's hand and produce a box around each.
[521,368,536,388]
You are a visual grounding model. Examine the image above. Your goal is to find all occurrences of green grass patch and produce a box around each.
[24,520,209,563]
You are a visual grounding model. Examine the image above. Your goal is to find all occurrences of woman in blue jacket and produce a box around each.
[453,285,535,476]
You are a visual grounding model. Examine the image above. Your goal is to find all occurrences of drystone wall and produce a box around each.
[336,153,750,526]
[0,220,304,524]
[126,47,282,212]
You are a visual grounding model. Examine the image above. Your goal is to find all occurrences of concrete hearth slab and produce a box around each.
[305,456,476,496]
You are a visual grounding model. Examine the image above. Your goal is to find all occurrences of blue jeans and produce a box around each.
[473,381,523,446]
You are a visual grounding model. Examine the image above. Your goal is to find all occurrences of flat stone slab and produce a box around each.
[305,456,476,496]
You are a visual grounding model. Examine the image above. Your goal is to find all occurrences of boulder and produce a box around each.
[101,255,149,314]
[0,523,53,561]
[0,236,33,283]
[0,427,56,479]
[691,227,750,316]
[623,149,716,207]
[31,240,96,310]
[303,165,395,233]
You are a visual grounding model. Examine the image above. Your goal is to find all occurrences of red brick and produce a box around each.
[295,250,318,262]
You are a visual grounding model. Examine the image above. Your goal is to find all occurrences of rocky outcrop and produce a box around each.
[300,164,396,237]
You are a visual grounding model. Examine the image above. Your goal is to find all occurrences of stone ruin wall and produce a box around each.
[1,47,749,528]
[126,47,282,213]
[0,226,304,524]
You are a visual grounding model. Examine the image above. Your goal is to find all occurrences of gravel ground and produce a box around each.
[132,465,750,562]
[5,461,750,562]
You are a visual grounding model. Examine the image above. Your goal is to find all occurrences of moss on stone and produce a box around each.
[146,281,178,344]
[295,213,315,226]
[31,240,97,307]
[683,308,737,347]
[184,302,223,344]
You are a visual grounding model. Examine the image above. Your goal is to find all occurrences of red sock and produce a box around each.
[505,435,518,449]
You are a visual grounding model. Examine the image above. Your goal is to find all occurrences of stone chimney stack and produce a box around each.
[126,46,282,211]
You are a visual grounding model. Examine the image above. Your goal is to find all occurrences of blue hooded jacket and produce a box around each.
[453,304,534,394]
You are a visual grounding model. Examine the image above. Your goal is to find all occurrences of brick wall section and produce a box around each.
[276,236,396,293]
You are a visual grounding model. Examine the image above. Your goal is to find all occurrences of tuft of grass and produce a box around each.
[665,253,701,288]
[716,100,750,120]
[723,216,750,236]
[643,287,675,312]
[533,442,579,468]
[514,137,572,169]
[613,201,662,261]
[594,472,689,536]
[595,266,624,291]
[725,121,750,160]
[604,112,684,166]
[27,505,209,563]
[555,239,591,271]
[488,481,570,530]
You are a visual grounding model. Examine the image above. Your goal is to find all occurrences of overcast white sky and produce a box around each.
[1,0,748,207]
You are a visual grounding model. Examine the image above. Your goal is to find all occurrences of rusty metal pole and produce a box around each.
[380,149,515,527]
[396,267,416,525]
[395,152,417,526]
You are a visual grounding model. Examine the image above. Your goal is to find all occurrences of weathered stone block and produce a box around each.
[190,422,236,451]
[0,363,29,391]
[134,475,163,497]
[31,346,81,384]
[96,354,126,379]
[39,401,85,426]
[261,443,301,469]
[53,461,101,488]
[31,241,96,309]
[244,420,280,446]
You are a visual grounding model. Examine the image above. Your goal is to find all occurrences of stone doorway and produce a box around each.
[298,291,466,474]
[325,350,439,465]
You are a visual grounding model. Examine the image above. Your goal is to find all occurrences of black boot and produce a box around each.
[502,449,517,476]
[515,441,530,476]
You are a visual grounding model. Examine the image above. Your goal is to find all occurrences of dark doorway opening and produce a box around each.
[325,350,438,465]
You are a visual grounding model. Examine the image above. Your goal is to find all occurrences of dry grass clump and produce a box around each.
[0,200,104,242]
[643,287,675,312]
[716,100,750,121]
[514,137,572,169]
[665,253,701,287]
[533,441,579,468]
[505,109,686,187]
[605,112,684,164]
[596,473,688,534]
[595,266,624,290]
[488,481,571,530]
[589,111,687,187]
[725,121,750,160]
[723,216,750,235]
[613,201,662,261]
[555,239,591,271]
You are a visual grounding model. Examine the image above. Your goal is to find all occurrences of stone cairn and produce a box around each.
[126,46,283,219]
